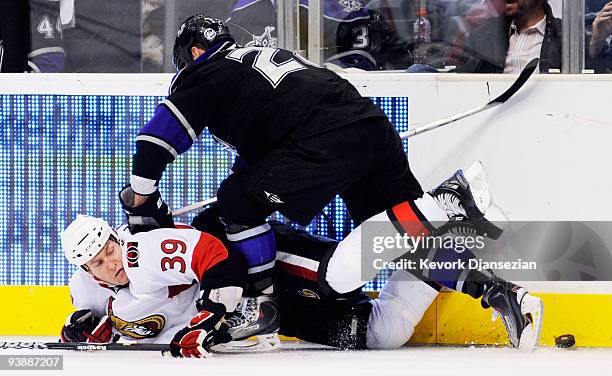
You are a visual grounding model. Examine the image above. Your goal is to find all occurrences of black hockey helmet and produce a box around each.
[172,14,233,71]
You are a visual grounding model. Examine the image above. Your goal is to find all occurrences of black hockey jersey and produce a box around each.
[29,0,66,72]
[131,41,385,194]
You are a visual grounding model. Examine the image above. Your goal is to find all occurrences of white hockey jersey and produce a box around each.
[68,225,231,343]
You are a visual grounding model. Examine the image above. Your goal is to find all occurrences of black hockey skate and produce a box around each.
[482,278,544,350]
[214,295,281,353]
[430,164,503,240]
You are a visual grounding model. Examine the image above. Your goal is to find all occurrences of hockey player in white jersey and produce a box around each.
[60,213,438,353]
[60,215,248,357]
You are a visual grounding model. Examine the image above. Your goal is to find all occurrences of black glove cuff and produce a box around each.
[119,185,174,233]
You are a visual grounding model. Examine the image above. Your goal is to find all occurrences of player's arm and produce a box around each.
[166,230,248,357]
[122,84,207,232]
[60,271,117,343]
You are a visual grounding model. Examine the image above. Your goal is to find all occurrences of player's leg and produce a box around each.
[272,221,371,349]
[366,269,439,349]
[330,188,542,348]
[272,221,440,349]
[212,178,279,341]
[329,119,542,349]
[214,121,390,341]
[218,173,276,294]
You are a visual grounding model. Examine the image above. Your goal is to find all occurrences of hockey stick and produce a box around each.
[171,196,217,216]
[171,58,538,217]
[0,341,169,352]
[399,58,538,139]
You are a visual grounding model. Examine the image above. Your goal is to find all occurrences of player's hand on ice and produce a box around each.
[169,302,232,358]
[119,185,174,233]
[60,309,118,343]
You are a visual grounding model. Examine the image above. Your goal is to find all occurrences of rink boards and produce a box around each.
[1,285,611,348]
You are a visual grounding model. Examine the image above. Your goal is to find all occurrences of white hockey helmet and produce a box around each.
[62,215,115,266]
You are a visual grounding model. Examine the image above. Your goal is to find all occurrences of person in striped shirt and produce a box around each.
[455,0,562,74]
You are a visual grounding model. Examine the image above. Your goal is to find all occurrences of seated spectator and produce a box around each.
[455,0,562,74]
[587,1,612,73]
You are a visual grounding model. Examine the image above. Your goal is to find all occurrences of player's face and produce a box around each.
[85,239,129,286]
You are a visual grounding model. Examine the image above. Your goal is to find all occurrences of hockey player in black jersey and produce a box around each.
[119,15,543,351]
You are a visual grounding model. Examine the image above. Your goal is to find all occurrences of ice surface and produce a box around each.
[0,337,610,376]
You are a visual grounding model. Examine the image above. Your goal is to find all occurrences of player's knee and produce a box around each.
[366,271,438,349]
[319,230,364,298]
[366,298,416,349]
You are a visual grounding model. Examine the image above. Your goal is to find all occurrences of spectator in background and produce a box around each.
[28,0,75,72]
[455,0,562,74]
[227,0,414,71]
[0,0,73,73]
[587,1,612,73]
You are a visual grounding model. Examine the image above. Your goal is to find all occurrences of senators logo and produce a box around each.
[126,242,139,268]
[107,298,165,339]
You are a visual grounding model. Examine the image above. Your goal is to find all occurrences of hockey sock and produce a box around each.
[418,234,491,299]
[226,223,277,295]
[325,193,447,294]
[325,193,490,298]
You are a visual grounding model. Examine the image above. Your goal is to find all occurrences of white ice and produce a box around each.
[0,337,611,376]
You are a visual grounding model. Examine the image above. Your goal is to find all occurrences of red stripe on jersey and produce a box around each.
[391,202,430,237]
[190,232,229,281]
[277,260,318,282]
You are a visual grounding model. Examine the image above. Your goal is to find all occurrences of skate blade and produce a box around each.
[210,333,281,354]
[518,294,544,351]
[463,161,491,214]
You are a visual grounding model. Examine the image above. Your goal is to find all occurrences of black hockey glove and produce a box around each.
[190,205,227,240]
[119,185,174,233]
[169,300,232,358]
[60,309,118,343]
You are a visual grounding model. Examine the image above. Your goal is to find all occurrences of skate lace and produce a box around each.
[435,192,466,218]
[225,298,258,329]
[447,223,478,237]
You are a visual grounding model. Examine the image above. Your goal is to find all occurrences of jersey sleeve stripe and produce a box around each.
[247,260,275,274]
[327,50,376,66]
[191,232,230,281]
[276,260,318,281]
[161,99,198,142]
[138,105,194,155]
[136,135,179,159]
[28,47,66,58]
[226,223,271,241]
